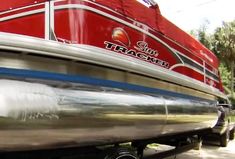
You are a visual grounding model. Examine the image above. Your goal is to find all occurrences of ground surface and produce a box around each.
[78,139,235,159]
[155,139,235,159]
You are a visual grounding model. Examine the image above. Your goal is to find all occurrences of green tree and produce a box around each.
[190,21,235,96]
[189,30,197,38]
[212,20,235,97]
[197,25,212,50]
[219,63,231,94]
[189,22,212,50]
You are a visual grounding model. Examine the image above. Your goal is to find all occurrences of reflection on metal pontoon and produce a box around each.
[0,77,217,150]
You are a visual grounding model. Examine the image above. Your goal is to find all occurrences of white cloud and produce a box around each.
[155,0,235,33]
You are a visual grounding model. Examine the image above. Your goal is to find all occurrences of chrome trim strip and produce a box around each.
[170,64,219,83]
[0,2,44,15]
[169,64,184,70]
[0,32,226,99]
[50,1,55,33]
[45,1,50,40]
[0,8,44,22]
[172,49,219,78]
[206,69,219,80]
[172,49,203,71]
[173,64,203,76]
[81,0,124,17]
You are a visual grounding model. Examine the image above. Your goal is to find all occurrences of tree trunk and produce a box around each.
[231,61,234,98]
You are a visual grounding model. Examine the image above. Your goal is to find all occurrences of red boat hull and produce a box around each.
[0,0,223,93]
[0,0,227,151]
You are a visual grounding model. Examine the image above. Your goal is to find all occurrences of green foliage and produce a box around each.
[191,20,235,96]
[198,26,212,50]
[219,63,231,90]
[212,20,235,67]
[190,20,235,68]
[189,30,197,38]
[213,20,235,95]
[229,97,235,106]
[189,23,212,50]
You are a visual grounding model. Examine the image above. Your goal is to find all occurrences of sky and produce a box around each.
[155,0,235,33]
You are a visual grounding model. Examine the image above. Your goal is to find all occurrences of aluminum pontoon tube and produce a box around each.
[0,76,217,150]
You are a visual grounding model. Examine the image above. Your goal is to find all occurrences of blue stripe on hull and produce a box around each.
[0,67,213,102]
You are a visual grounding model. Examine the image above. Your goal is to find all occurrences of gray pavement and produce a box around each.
[163,139,235,159]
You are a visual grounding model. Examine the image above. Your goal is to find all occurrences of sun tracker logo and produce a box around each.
[104,28,169,68]
[137,0,158,7]
[112,27,131,47]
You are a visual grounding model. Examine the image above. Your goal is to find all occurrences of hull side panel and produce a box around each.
[0,0,223,92]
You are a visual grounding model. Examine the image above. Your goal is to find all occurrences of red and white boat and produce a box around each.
[0,0,228,152]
